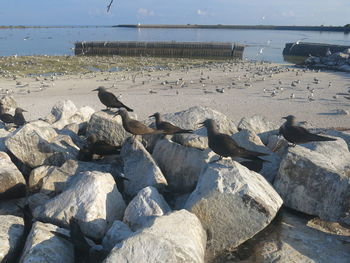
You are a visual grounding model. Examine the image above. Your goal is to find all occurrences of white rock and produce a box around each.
[33,171,126,240]
[0,215,24,262]
[53,105,95,130]
[274,139,350,224]
[185,159,283,254]
[0,129,10,152]
[152,138,210,193]
[123,186,171,230]
[121,140,167,196]
[102,221,133,251]
[0,152,26,199]
[86,111,132,147]
[104,210,206,263]
[0,95,17,113]
[237,115,281,144]
[45,100,77,124]
[5,123,79,168]
[19,221,74,263]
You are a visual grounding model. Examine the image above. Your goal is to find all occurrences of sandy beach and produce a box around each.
[0,56,349,128]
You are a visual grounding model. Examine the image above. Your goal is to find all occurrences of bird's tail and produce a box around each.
[308,133,337,142]
[241,150,270,162]
[123,105,134,112]
[175,129,193,134]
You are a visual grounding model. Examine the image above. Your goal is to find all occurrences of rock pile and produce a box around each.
[305,48,350,72]
[1,99,349,262]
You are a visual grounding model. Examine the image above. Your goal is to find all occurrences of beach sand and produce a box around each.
[0,57,349,128]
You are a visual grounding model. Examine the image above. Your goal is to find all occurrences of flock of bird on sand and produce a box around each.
[1,85,337,172]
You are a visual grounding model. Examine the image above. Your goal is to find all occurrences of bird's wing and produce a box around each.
[129,119,154,133]
[100,91,121,106]
[159,121,181,132]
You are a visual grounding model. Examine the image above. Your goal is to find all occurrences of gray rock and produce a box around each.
[0,198,26,217]
[185,159,283,254]
[29,159,118,194]
[33,171,126,240]
[0,96,17,113]
[274,138,350,224]
[104,210,206,263]
[121,140,168,196]
[45,100,77,124]
[102,221,133,251]
[235,210,350,263]
[232,129,281,182]
[19,221,74,263]
[0,152,26,199]
[172,132,208,150]
[86,111,132,147]
[27,192,51,211]
[0,128,10,152]
[237,115,281,144]
[5,122,79,168]
[123,186,171,230]
[152,138,210,193]
[0,215,24,262]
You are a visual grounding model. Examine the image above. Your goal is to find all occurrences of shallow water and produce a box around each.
[0,27,349,63]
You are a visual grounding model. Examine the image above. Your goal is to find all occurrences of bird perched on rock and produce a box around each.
[93,86,133,112]
[149,112,193,135]
[87,134,121,156]
[14,107,27,126]
[279,115,337,146]
[114,109,164,140]
[200,119,269,162]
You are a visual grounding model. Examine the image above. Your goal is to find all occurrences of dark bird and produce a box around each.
[93,86,133,112]
[0,102,14,123]
[149,112,193,135]
[114,109,164,140]
[77,146,93,162]
[200,119,269,162]
[240,159,264,173]
[14,107,27,126]
[51,218,108,263]
[279,115,337,146]
[87,134,121,156]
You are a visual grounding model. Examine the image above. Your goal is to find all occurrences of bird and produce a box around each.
[13,107,27,126]
[114,109,164,141]
[200,119,269,162]
[279,115,337,146]
[0,103,14,124]
[93,86,133,112]
[87,134,121,156]
[149,112,193,135]
[240,159,264,173]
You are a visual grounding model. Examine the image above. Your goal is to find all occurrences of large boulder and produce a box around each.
[123,186,171,230]
[45,100,77,124]
[0,95,17,113]
[274,139,350,224]
[104,210,206,263]
[0,215,24,262]
[86,111,132,146]
[230,210,350,263]
[0,152,26,199]
[29,159,118,194]
[19,221,74,263]
[152,138,211,193]
[185,159,283,254]
[237,115,280,144]
[5,122,79,168]
[121,140,168,196]
[33,171,126,240]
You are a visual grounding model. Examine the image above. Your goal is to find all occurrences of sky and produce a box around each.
[0,0,349,26]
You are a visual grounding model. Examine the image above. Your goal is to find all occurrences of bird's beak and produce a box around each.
[23,109,28,112]
[196,121,205,128]
[92,88,99,91]
[282,116,287,120]
[149,114,155,118]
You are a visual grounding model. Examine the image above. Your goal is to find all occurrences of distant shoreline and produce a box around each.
[1,24,350,32]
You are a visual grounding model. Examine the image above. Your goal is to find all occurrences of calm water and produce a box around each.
[0,27,349,63]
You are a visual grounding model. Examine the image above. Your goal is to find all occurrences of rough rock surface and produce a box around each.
[102,220,133,251]
[0,95,17,113]
[104,210,206,263]
[185,159,283,254]
[237,115,280,144]
[0,215,24,262]
[274,138,350,224]
[230,210,350,263]
[121,140,167,196]
[33,171,126,240]
[19,221,74,263]
[152,138,210,193]
[123,186,171,230]
[86,111,132,146]
[0,152,26,199]
[29,159,118,194]
[0,128,10,152]
[5,122,79,168]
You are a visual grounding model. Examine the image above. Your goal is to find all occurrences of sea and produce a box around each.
[0,26,349,63]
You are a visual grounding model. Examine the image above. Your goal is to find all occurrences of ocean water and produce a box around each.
[0,27,349,63]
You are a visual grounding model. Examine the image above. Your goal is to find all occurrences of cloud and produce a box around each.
[197,9,207,16]
[137,8,155,16]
